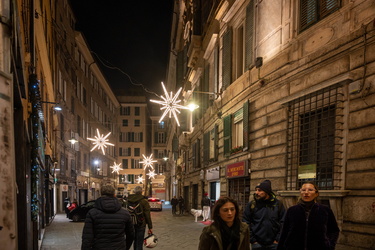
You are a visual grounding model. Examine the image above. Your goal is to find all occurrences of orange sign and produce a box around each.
[226,161,246,178]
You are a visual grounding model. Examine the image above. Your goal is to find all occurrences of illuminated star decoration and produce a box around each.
[150,82,189,126]
[140,154,157,170]
[87,128,115,155]
[146,169,157,180]
[110,162,123,174]
[136,175,144,184]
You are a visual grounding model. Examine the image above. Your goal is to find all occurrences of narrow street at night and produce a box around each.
[41,204,206,250]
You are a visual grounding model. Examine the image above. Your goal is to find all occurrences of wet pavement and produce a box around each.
[41,204,208,250]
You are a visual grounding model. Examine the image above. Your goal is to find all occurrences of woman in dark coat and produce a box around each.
[81,185,134,250]
[198,196,250,250]
[277,182,340,250]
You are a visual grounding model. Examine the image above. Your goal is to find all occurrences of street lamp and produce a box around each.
[40,101,62,111]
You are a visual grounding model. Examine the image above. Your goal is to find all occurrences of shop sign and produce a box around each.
[152,183,164,188]
[226,161,246,178]
[61,184,68,192]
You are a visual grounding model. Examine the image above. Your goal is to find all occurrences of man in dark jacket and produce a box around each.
[125,186,153,250]
[81,184,134,250]
[242,180,285,250]
[171,196,178,215]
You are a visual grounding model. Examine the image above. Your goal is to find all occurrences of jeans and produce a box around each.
[133,226,146,250]
[251,243,277,250]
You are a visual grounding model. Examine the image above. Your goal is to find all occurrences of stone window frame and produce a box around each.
[278,72,353,227]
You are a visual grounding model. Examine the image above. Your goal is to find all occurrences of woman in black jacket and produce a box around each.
[277,182,340,250]
[82,185,134,250]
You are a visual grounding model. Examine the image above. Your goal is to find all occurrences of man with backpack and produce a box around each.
[242,180,286,250]
[125,186,153,250]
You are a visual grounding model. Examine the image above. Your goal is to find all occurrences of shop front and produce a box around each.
[226,161,250,215]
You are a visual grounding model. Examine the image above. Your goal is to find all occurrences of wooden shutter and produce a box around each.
[177,50,184,88]
[245,1,254,69]
[223,115,232,156]
[203,132,210,163]
[222,29,232,89]
[214,125,218,161]
[243,100,249,150]
[300,0,318,31]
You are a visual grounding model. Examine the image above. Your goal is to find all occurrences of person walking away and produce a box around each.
[171,196,178,215]
[81,184,134,250]
[64,197,70,218]
[178,196,185,215]
[125,186,153,250]
[198,196,250,250]
[201,193,211,221]
[277,182,340,250]
[68,199,78,212]
[242,180,285,250]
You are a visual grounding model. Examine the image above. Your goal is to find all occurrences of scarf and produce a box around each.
[219,218,240,250]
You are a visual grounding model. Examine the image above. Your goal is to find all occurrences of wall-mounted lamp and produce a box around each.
[40,101,62,111]
[69,138,78,145]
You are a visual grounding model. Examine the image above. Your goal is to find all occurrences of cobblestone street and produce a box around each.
[41,204,207,250]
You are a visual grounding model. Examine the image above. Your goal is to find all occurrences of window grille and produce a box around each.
[286,85,344,190]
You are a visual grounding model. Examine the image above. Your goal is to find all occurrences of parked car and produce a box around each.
[69,200,95,222]
[148,197,162,211]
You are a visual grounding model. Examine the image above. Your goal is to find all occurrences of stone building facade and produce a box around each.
[164,0,375,249]
[0,0,120,248]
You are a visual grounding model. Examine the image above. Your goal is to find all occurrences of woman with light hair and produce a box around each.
[277,182,340,250]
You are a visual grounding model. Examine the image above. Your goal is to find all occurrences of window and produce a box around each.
[134,148,140,157]
[120,148,131,156]
[158,121,165,129]
[132,159,141,169]
[134,132,143,142]
[121,106,130,115]
[223,102,249,156]
[287,85,344,190]
[134,119,140,127]
[122,119,128,126]
[233,108,244,148]
[203,126,218,163]
[157,132,165,144]
[299,0,340,32]
[135,107,140,116]
[234,24,245,80]
[122,159,128,169]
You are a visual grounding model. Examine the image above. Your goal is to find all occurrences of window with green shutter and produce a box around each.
[223,115,232,156]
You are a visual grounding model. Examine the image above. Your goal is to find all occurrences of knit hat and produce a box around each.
[255,180,273,195]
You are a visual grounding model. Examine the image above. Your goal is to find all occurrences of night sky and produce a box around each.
[70,0,174,95]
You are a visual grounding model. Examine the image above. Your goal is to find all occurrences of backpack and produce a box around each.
[126,201,144,226]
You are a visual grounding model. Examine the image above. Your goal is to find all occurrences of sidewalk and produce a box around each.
[41,204,208,250]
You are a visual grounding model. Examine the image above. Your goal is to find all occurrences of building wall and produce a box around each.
[166,0,375,248]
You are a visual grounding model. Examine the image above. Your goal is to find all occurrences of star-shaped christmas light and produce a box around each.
[110,162,123,174]
[150,82,189,126]
[140,154,157,170]
[146,169,157,179]
[87,128,115,155]
[136,175,144,184]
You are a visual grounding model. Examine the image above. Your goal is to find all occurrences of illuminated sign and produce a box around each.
[226,161,246,178]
